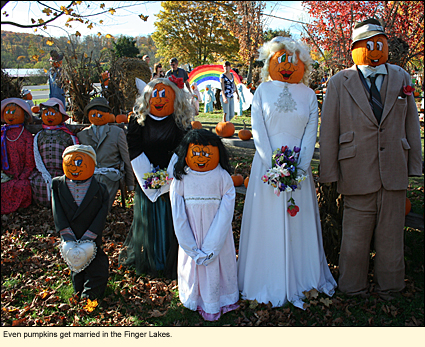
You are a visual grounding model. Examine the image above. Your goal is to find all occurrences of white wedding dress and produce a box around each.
[237,80,337,309]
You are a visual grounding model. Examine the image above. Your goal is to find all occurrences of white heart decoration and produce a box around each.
[60,240,97,273]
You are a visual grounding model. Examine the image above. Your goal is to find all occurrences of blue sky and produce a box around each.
[1,1,311,39]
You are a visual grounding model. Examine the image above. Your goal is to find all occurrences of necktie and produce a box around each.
[369,75,383,123]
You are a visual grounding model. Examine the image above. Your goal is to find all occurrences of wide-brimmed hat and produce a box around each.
[62,144,97,165]
[351,18,387,49]
[40,97,69,121]
[83,97,111,117]
[1,98,33,123]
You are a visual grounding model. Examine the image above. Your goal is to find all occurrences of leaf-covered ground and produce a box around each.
[1,148,424,327]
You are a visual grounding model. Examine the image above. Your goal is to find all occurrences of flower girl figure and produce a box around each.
[170,129,239,321]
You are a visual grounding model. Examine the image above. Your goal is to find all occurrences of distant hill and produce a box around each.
[1,30,160,69]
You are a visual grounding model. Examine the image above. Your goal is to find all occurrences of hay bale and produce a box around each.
[1,66,22,101]
[114,57,151,111]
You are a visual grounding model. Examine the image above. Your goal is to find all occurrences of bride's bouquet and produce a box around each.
[261,145,307,216]
[143,165,172,190]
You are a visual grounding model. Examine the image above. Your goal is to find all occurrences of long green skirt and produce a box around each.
[119,182,178,279]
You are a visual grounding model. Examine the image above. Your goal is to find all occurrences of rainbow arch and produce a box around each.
[188,64,242,92]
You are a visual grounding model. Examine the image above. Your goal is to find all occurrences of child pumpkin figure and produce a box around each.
[77,97,134,211]
[52,145,109,299]
[30,98,79,207]
[171,129,239,321]
[319,18,422,299]
[119,77,194,279]
[1,98,35,214]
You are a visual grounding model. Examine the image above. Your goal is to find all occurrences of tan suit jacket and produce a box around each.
[319,63,422,195]
[77,124,134,188]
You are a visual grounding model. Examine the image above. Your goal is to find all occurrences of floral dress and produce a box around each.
[1,126,35,214]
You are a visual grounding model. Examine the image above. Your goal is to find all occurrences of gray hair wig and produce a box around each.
[133,77,194,130]
[258,36,313,85]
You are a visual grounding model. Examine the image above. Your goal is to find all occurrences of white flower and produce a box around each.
[285,186,293,193]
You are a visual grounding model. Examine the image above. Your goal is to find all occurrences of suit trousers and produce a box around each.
[338,187,406,295]
[71,254,109,300]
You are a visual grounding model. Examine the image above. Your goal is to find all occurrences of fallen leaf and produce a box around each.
[249,299,258,309]
[150,309,166,318]
[320,297,332,307]
[303,288,319,300]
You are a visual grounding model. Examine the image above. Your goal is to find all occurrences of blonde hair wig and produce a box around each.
[258,36,313,85]
[133,77,194,130]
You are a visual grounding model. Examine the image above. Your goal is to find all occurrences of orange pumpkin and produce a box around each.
[116,114,128,123]
[150,82,175,117]
[41,106,63,126]
[185,143,220,172]
[231,174,244,187]
[414,91,420,97]
[88,109,110,126]
[31,104,40,114]
[215,121,235,138]
[191,120,203,129]
[108,113,115,123]
[269,48,305,83]
[405,197,411,216]
[238,120,252,141]
[63,151,95,181]
[244,176,249,188]
[3,103,25,125]
[352,34,388,67]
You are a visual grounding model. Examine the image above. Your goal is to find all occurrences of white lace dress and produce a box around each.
[170,165,239,318]
[237,80,337,309]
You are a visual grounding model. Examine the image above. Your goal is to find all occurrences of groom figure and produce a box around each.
[319,18,422,299]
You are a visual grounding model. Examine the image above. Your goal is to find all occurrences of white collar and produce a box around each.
[148,114,169,121]
[357,64,387,78]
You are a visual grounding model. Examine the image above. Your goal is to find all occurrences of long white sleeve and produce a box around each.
[251,84,273,168]
[170,178,208,264]
[297,93,319,173]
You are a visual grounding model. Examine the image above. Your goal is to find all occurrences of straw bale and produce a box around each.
[114,57,151,111]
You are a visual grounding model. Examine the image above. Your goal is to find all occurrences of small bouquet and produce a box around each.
[262,145,307,216]
[143,165,172,189]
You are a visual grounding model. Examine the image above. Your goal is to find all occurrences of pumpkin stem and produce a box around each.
[234,162,241,175]
[243,120,246,130]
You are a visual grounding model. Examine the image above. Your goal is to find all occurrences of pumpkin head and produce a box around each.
[88,109,110,126]
[63,151,95,181]
[41,106,63,126]
[52,60,62,68]
[185,143,220,172]
[149,82,175,117]
[3,103,25,125]
[352,34,388,66]
[269,48,305,83]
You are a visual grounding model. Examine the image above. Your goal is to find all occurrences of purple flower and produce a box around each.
[294,146,301,153]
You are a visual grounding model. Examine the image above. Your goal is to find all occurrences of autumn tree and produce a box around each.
[225,1,266,84]
[152,1,239,67]
[302,1,424,72]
